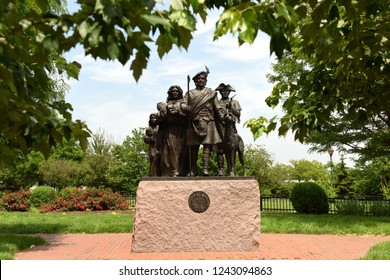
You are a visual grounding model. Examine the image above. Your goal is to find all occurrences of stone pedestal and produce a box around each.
[131,177,260,253]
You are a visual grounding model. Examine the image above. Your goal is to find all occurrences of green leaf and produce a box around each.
[50,127,63,144]
[48,117,60,128]
[36,0,49,12]
[275,2,291,23]
[170,0,184,10]
[130,49,149,81]
[88,24,102,47]
[278,124,290,137]
[65,62,81,80]
[176,26,193,49]
[107,38,120,60]
[238,21,256,44]
[244,116,269,141]
[43,36,59,52]
[267,121,277,133]
[142,14,171,27]
[170,10,196,31]
[265,94,280,108]
[312,0,332,25]
[36,140,51,159]
[7,80,17,93]
[270,32,290,58]
[95,0,105,11]
[219,9,233,22]
[72,120,91,151]
[78,21,89,40]
[156,33,173,59]
[189,0,199,11]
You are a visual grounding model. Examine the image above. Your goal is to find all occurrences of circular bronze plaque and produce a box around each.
[188,191,210,213]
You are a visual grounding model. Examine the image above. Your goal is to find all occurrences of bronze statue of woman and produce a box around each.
[155,85,187,177]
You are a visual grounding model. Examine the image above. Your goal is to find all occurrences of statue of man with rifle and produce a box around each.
[215,83,245,176]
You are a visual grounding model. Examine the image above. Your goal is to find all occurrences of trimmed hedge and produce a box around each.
[290,182,329,214]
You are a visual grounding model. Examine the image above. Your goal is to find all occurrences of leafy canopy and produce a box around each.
[5,0,388,166]
[1,0,297,164]
[247,0,390,148]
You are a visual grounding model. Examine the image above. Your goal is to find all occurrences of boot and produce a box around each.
[186,145,199,176]
[202,152,210,176]
[217,153,224,176]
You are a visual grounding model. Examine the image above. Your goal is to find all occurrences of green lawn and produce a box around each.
[261,212,390,235]
[1,211,390,259]
[360,241,390,260]
[0,211,132,234]
[0,235,46,260]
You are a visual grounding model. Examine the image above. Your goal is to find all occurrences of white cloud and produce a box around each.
[203,33,271,62]
[72,97,149,143]
[194,13,219,36]
[154,56,205,78]
[87,63,132,84]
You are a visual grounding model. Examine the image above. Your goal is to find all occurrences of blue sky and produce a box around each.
[64,1,348,166]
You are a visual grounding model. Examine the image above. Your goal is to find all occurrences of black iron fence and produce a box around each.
[125,195,390,216]
[260,195,296,213]
[328,197,390,216]
[260,195,390,216]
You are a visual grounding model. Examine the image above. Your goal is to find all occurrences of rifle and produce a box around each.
[187,75,192,176]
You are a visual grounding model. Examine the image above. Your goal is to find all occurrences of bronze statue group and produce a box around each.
[144,68,245,177]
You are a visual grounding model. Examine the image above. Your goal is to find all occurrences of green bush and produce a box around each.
[335,200,366,215]
[290,182,329,214]
[270,185,291,196]
[39,159,94,190]
[0,192,5,211]
[28,186,57,208]
[59,186,79,197]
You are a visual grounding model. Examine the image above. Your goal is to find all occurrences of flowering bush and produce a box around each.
[0,193,5,211]
[40,187,129,213]
[1,189,31,211]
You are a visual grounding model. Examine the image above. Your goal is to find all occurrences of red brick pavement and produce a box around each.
[14,233,390,260]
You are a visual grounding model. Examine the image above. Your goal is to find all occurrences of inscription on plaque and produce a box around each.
[188,191,210,213]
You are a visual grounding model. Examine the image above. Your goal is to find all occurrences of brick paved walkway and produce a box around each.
[14,233,390,260]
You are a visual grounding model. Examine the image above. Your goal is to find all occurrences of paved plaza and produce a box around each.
[14,233,390,260]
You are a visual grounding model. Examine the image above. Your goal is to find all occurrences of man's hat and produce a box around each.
[192,71,208,81]
[215,83,236,92]
[192,66,210,81]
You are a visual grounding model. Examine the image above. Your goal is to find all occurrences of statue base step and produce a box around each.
[131,177,260,253]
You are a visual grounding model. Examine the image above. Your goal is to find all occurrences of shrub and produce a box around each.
[59,186,79,197]
[41,187,129,213]
[39,159,94,190]
[290,182,329,214]
[270,186,291,196]
[335,200,366,215]
[29,186,57,208]
[1,189,31,211]
[0,192,5,211]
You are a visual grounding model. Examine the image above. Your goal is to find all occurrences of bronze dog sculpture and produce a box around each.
[222,110,245,176]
